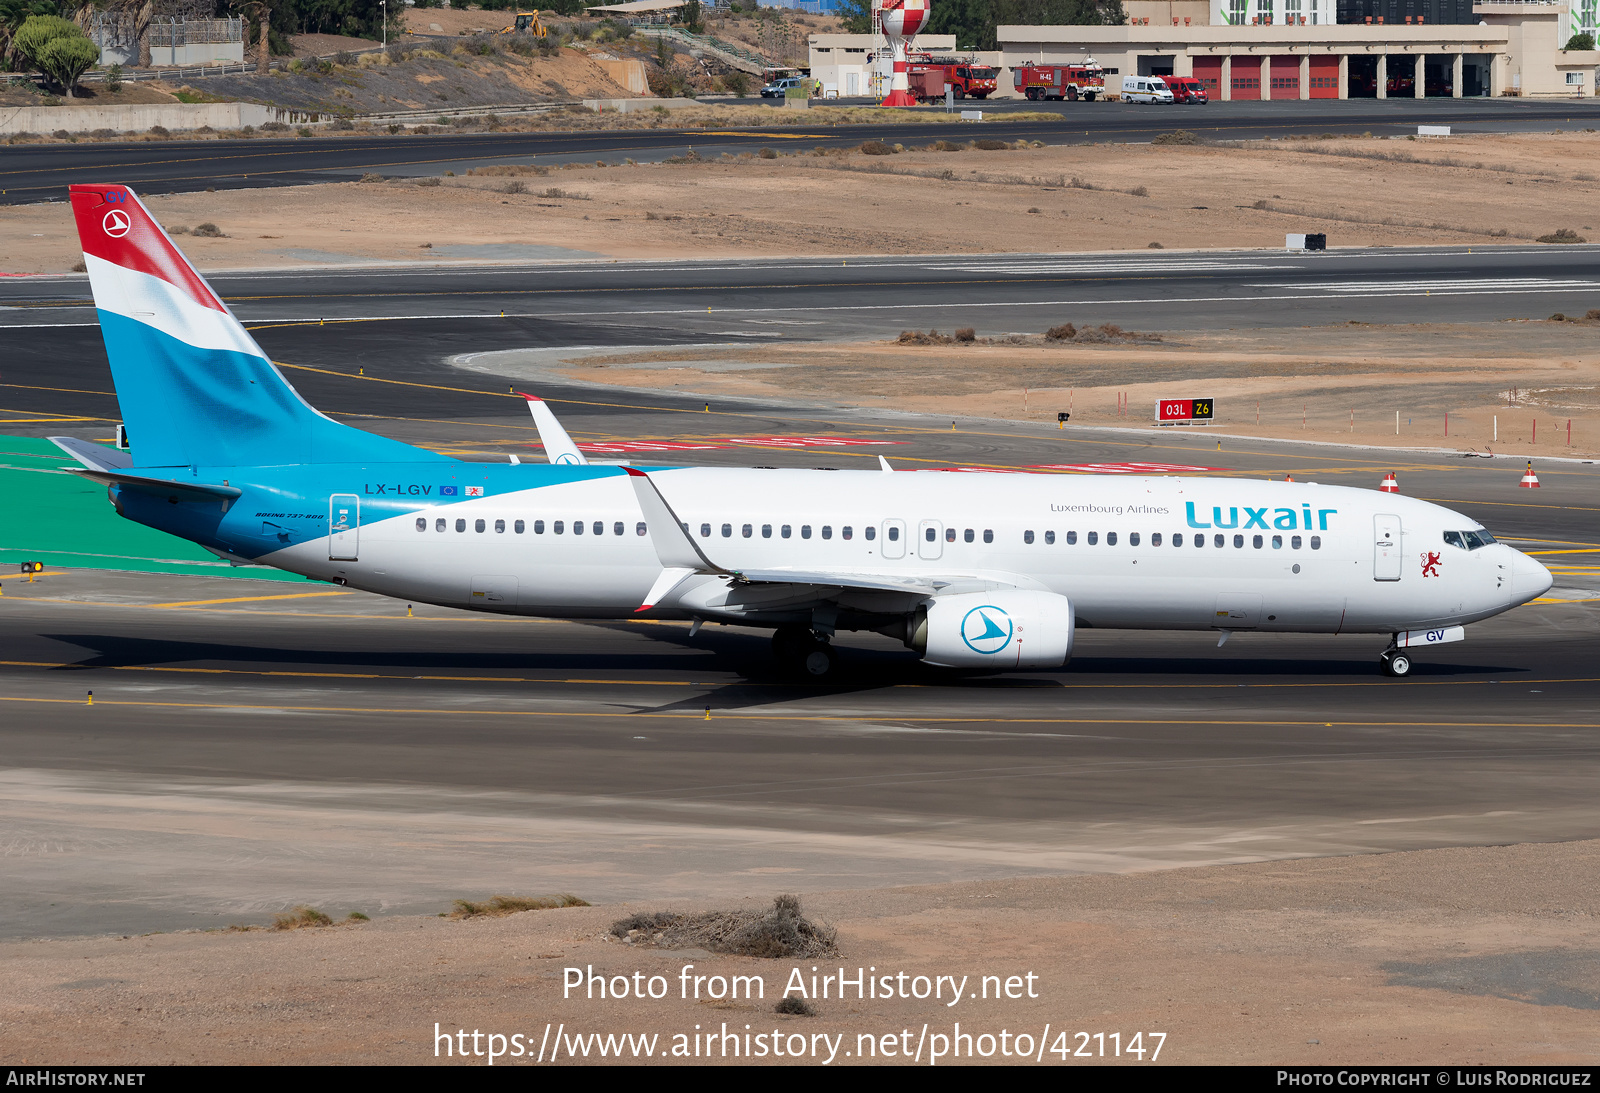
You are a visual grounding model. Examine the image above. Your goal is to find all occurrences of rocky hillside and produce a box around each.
[191,39,634,115]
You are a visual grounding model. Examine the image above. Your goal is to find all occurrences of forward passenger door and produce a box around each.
[1374,514,1402,581]
[881,518,907,559]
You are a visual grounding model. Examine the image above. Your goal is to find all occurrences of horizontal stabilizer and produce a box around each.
[66,466,242,503]
[49,436,133,473]
[518,393,587,466]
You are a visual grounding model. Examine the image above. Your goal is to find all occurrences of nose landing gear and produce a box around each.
[772,625,839,680]
[1379,648,1412,678]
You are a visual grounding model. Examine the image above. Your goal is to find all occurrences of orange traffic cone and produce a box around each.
[1379,472,1399,493]
[1284,474,1295,482]
[1519,462,1540,488]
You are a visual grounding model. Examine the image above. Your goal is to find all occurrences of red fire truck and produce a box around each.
[905,53,999,99]
[1012,61,1105,101]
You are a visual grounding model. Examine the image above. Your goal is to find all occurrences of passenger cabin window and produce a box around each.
[416,518,426,532]
[946,528,956,542]
[782,525,793,539]
[475,519,486,533]
[573,520,584,535]
[700,523,712,538]
[928,528,939,542]
[534,520,545,534]
[983,529,994,544]
[802,525,813,539]
[456,518,467,533]
[1066,531,1078,545]
[614,521,625,536]
[864,526,875,541]
[515,520,526,534]
[1044,530,1055,545]
[762,524,772,538]
[495,519,505,534]
[886,526,899,541]
[1130,532,1140,546]
[1193,534,1204,547]
[742,524,753,538]
[822,526,832,540]
[1151,532,1162,546]
[1024,530,1035,544]
[1213,534,1224,548]
[554,520,564,534]
[1106,531,1118,546]
[963,529,974,543]
[722,523,733,538]
[1291,535,1303,549]
[1310,535,1322,550]
[436,518,446,532]
[1253,535,1263,548]
[1233,534,1243,548]
[637,522,647,536]
[1087,531,1098,545]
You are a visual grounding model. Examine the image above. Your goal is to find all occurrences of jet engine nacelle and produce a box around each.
[916,590,1075,669]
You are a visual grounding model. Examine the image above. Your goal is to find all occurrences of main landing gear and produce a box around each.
[772,625,838,680]
[1379,647,1412,678]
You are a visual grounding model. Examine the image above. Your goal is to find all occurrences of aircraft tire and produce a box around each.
[799,643,839,680]
[1381,651,1411,678]
[773,626,837,679]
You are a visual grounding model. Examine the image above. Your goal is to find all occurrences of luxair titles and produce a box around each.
[1052,502,1337,530]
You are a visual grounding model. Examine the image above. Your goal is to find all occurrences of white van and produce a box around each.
[1121,75,1174,103]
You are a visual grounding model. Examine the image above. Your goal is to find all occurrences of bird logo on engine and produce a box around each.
[960,604,1014,655]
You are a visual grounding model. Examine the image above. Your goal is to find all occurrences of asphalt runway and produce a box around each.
[4,96,1599,205]
[5,245,1600,938]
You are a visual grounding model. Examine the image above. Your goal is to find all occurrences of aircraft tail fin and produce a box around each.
[68,184,445,469]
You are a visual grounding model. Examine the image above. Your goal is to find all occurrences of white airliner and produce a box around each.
[53,183,1553,679]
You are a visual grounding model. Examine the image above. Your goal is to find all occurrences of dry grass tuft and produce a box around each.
[1537,228,1587,244]
[611,894,838,959]
[1152,130,1201,146]
[271,905,334,930]
[451,894,590,919]
[775,995,817,1015]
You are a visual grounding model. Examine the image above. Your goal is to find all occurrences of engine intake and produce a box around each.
[913,590,1075,669]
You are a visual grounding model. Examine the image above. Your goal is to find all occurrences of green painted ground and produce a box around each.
[2,435,308,582]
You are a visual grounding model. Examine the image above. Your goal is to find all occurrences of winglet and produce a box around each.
[621,466,729,575]
[517,392,587,466]
[878,455,894,473]
[636,566,696,613]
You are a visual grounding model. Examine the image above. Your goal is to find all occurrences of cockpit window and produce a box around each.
[1444,529,1496,551]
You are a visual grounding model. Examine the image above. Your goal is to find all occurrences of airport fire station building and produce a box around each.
[999,3,1598,99]
[812,1,1599,99]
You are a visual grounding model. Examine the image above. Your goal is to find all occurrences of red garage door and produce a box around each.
[1230,56,1261,97]
[1192,56,1222,97]
[1309,54,1339,98]
[1269,55,1300,99]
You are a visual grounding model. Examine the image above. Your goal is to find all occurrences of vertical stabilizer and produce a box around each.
[69,184,444,468]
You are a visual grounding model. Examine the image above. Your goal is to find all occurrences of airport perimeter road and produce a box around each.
[5,246,1600,356]
[3,96,1598,205]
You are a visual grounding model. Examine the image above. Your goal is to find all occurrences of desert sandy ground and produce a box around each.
[6,131,1598,273]
[2,840,1597,1065]
[543,319,1600,459]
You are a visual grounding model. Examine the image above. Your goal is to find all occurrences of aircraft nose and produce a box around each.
[1512,550,1553,600]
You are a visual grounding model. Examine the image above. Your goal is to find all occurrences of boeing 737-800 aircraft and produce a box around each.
[53,184,1552,679]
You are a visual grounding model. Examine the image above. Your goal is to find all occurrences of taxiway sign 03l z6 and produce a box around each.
[53,184,1553,679]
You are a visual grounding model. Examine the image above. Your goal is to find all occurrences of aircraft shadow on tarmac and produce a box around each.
[40,629,1525,715]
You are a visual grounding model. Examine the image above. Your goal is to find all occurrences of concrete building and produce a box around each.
[811,3,1599,99]
[1001,2,1598,98]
